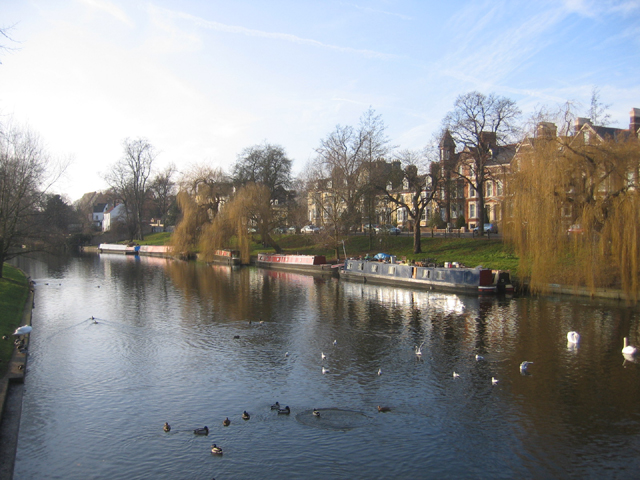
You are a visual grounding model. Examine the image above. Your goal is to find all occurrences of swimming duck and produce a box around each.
[242,411,250,420]
[520,361,534,374]
[211,444,223,455]
[322,367,328,374]
[163,422,171,432]
[223,417,230,427]
[475,354,484,361]
[377,406,391,412]
[277,406,291,415]
[567,331,580,344]
[271,402,281,410]
[312,409,321,417]
[452,372,460,378]
[377,368,382,376]
[622,337,637,356]
[321,352,326,360]
[194,426,209,435]
[491,377,499,385]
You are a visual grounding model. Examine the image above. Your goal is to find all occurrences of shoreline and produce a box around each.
[0,276,33,480]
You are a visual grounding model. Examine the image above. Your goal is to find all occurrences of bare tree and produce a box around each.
[0,121,63,277]
[149,163,176,230]
[106,138,157,241]
[233,142,292,199]
[443,92,521,234]
[588,87,613,126]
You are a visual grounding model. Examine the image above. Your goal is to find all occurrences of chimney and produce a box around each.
[630,108,640,137]
[574,117,591,134]
[479,131,497,148]
[536,122,557,139]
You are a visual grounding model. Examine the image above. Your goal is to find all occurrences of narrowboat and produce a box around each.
[98,243,139,255]
[340,259,513,295]
[256,253,339,276]
[211,249,241,266]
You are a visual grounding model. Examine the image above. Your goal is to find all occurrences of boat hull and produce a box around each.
[340,260,502,295]
[256,254,338,276]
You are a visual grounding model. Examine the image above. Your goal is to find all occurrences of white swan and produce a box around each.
[475,355,484,361]
[622,337,637,356]
[322,366,328,374]
[520,361,533,374]
[567,331,580,344]
[452,372,460,378]
[13,326,32,336]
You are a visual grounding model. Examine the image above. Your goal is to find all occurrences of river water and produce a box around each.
[10,252,640,479]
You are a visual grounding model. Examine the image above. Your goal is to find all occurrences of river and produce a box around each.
[10,252,640,479]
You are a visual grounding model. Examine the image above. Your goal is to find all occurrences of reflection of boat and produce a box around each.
[211,249,241,266]
[341,259,513,295]
[256,254,338,276]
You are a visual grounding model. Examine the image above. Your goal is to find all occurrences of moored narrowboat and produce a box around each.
[211,249,241,266]
[340,259,513,295]
[256,253,339,276]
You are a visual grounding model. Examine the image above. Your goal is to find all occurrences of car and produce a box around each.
[567,224,583,235]
[301,224,320,234]
[287,226,297,234]
[375,225,401,235]
[363,223,379,233]
[473,223,498,234]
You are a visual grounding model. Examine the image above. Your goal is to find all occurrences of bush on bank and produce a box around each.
[0,264,29,377]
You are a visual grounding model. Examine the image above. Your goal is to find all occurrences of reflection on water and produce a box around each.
[11,253,640,479]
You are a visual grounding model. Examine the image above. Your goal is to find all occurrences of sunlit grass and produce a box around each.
[0,264,29,377]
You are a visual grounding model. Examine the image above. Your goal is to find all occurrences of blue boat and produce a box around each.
[340,259,513,295]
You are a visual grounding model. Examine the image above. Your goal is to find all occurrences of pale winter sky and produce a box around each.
[1,0,639,201]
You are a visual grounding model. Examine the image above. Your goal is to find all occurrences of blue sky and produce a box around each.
[1,0,639,201]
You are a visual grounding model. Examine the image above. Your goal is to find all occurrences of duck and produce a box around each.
[475,354,484,361]
[211,444,223,455]
[163,422,171,432]
[322,366,328,374]
[223,417,230,427]
[285,352,289,357]
[270,401,281,410]
[377,368,382,376]
[333,339,337,346]
[492,377,499,385]
[567,331,580,344]
[277,406,291,415]
[622,337,637,355]
[312,409,321,417]
[242,411,250,420]
[321,352,326,360]
[452,372,460,378]
[520,361,534,374]
[377,405,391,412]
[194,426,209,435]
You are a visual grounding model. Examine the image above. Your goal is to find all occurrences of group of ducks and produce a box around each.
[163,410,252,455]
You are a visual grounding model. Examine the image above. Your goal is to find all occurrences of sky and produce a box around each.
[1,0,639,202]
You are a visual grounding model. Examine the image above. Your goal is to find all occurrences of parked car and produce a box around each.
[473,223,498,234]
[287,226,298,234]
[301,224,320,234]
[375,224,401,235]
[567,224,583,235]
[363,223,379,233]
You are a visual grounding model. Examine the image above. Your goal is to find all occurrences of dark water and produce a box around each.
[10,253,640,479]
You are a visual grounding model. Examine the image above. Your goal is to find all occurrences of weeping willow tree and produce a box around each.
[505,127,640,300]
[198,183,277,265]
[170,191,209,257]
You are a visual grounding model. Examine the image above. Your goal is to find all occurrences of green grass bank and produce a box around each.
[0,264,29,378]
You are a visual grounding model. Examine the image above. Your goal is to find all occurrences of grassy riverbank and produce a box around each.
[0,265,29,377]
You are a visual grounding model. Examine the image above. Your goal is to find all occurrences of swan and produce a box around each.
[321,352,326,360]
[211,444,223,455]
[622,337,637,355]
[194,426,209,435]
[242,411,250,420]
[491,377,499,385]
[377,406,391,412]
[520,361,533,374]
[223,417,230,427]
[277,406,291,415]
[377,368,382,376]
[567,331,580,344]
[312,409,321,417]
[270,402,280,410]
[452,372,460,378]
[13,326,32,336]
[322,367,328,374]
[163,422,171,432]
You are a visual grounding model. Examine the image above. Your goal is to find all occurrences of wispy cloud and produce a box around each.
[155,6,397,60]
[76,0,133,26]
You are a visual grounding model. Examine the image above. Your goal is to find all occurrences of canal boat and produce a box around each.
[211,249,241,266]
[340,259,513,295]
[256,253,339,276]
[98,243,139,255]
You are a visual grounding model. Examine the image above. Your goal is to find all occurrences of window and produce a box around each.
[422,269,431,279]
[470,186,476,198]
[371,264,378,273]
[496,181,503,196]
[486,182,493,197]
[469,203,476,219]
[388,266,396,275]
